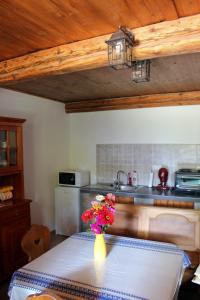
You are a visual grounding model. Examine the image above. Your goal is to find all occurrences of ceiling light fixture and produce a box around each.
[106,27,151,82]
[132,60,151,83]
[105,26,134,70]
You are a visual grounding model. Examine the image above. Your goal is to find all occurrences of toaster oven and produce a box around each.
[175,169,200,191]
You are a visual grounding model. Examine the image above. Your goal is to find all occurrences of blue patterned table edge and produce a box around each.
[9,232,191,300]
[9,268,148,300]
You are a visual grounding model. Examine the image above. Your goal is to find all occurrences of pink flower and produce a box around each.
[90,223,102,234]
[109,207,115,214]
[105,193,116,208]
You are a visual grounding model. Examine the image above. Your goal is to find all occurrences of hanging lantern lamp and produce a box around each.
[105,26,134,70]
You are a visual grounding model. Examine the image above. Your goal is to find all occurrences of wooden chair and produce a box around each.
[26,292,62,300]
[21,224,50,262]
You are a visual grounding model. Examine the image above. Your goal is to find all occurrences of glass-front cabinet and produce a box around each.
[0,117,25,173]
[0,127,17,168]
[0,117,26,199]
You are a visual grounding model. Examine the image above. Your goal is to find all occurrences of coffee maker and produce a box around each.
[156,167,169,190]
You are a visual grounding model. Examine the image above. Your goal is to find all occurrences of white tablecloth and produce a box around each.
[9,232,190,300]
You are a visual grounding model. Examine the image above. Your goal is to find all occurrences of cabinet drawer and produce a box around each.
[116,196,134,204]
[0,204,30,224]
[154,199,194,209]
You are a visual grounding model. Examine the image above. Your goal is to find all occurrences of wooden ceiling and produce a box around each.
[0,0,200,112]
[0,0,199,62]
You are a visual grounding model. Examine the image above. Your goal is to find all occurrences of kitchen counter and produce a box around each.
[81,184,200,202]
[80,185,200,268]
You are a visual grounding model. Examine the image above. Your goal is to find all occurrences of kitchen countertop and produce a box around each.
[80,184,200,202]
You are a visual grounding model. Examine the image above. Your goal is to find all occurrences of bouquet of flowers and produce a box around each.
[81,193,116,234]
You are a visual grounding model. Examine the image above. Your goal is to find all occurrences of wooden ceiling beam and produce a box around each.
[1,14,200,84]
[65,91,200,113]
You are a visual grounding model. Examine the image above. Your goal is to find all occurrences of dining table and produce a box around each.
[9,232,190,300]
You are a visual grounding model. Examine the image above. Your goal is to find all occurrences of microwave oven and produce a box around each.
[58,170,90,187]
[175,169,200,192]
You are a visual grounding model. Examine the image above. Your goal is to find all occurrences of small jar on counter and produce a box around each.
[132,170,138,186]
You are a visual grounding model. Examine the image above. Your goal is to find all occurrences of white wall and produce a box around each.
[1,87,200,227]
[68,106,200,183]
[0,88,69,230]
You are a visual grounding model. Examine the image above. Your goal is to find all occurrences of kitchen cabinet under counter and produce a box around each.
[80,185,200,271]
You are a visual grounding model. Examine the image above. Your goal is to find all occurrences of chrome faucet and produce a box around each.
[115,170,127,188]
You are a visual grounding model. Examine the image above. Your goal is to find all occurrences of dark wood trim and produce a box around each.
[65,91,200,113]
[0,116,26,124]
[0,14,200,84]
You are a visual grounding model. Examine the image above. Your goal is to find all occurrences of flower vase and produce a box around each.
[94,234,106,261]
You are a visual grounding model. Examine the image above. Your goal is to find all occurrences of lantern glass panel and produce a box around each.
[132,60,150,83]
[108,39,127,70]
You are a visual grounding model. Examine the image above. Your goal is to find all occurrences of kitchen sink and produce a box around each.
[116,185,137,192]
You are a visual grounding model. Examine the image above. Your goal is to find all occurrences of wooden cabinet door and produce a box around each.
[107,203,139,237]
[142,206,200,251]
[0,217,29,278]
[0,125,23,172]
[0,117,25,199]
[107,196,136,237]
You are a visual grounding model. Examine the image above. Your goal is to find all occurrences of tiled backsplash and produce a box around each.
[96,144,200,187]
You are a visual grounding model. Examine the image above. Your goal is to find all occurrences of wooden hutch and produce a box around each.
[0,116,31,282]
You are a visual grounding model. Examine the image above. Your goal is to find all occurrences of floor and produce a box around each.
[0,232,199,300]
